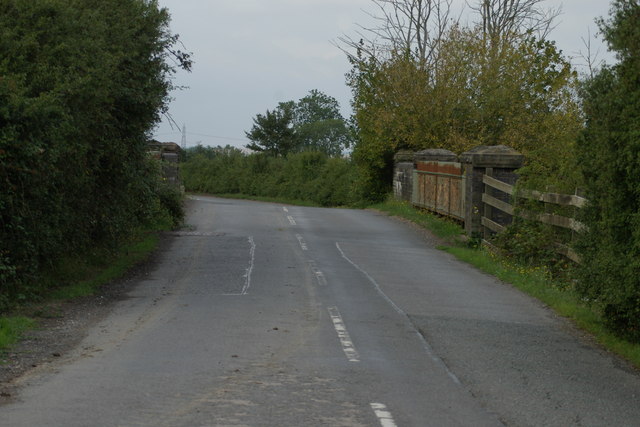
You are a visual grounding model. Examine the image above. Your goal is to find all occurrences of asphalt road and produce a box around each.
[2,195,639,426]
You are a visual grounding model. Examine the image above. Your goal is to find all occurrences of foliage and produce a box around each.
[575,0,640,341]
[0,316,35,350]
[343,0,583,202]
[181,147,359,207]
[245,90,353,157]
[292,89,354,156]
[0,0,188,310]
[245,102,298,156]
[345,24,582,202]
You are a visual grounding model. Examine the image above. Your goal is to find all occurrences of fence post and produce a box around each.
[460,145,524,237]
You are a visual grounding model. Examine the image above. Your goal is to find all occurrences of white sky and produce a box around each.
[152,0,615,149]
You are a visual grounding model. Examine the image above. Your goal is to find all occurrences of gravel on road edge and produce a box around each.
[0,234,172,403]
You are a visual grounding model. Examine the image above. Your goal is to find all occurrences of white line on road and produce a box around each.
[336,242,461,384]
[370,403,398,427]
[240,236,256,295]
[327,306,360,362]
[283,207,289,212]
[287,215,297,226]
[295,234,308,251]
[308,260,327,286]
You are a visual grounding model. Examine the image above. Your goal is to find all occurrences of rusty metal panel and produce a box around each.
[416,161,462,176]
[413,160,464,221]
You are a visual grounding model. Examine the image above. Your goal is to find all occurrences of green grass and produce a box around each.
[194,193,324,208]
[48,232,159,300]
[374,198,640,369]
[369,198,464,241]
[0,317,36,351]
[0,228,163,352]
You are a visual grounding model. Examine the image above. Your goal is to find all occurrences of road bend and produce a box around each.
[2,195,639,426]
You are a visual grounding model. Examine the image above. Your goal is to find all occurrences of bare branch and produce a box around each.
[577,27,604,79]
[336,0,456,68]
[467,0,561,42]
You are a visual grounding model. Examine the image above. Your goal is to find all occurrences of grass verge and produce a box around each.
[47,232,160,300]
[375,198,640,369]
[0,317,36,351]
[195,193,323,208]
[369,198,463,241]
[0,227,164,352]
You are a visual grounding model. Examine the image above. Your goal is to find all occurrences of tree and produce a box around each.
[469,0,561,42]
[345,20,581,202]
[576,0,640,341]
[0,0,190,306]
[293,90,353,156]
[338,0,454,68]
[245,103,298,156]
[245,90,352,157]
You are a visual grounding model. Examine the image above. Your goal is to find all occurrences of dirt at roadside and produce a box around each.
[0,234,171,402]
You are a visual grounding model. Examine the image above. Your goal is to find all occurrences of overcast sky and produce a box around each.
[152,0,615,149]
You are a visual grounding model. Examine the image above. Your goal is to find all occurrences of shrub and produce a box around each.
[575,0,640,341]
[181,147,360,207]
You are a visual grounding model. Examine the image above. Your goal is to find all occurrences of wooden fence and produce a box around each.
[482,174,587,263]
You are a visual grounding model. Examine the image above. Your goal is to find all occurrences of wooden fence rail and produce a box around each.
[481,175,585,263]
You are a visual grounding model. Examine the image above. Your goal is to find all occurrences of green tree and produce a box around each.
[293,90,353,156]
[345,24,581,201]
[245,90,352,157]
[576,0,640,341]
[245,102,298,156]
[0,0,190,307]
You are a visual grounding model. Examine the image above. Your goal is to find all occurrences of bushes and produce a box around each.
[0,0,188,309]
[575,0,640,341]
[181,148,359,207]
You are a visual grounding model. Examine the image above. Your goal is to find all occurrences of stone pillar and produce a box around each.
[393,150,415,202]
[460,145,524,237]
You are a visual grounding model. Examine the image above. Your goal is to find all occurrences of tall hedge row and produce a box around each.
[0,0,188,307]
[181,148,359,208]
[576,0,640,340]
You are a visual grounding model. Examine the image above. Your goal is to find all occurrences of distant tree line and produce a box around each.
[182,90,358,207]
[0,0,190,308]
[182,145,358,207]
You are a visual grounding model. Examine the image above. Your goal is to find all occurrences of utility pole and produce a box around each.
[181,124,187,151]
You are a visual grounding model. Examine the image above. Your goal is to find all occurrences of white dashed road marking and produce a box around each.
[370,403,398,427]
[295,234,308,251]
[287,215,297,226]
[327,306,359,362]
[307,261,327,286]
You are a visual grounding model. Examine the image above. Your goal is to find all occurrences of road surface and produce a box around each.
[2,195,639,426]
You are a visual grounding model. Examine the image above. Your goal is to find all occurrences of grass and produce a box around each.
[375,198,640,370]
[0,226,164,352]
[0,317,36,350]
[369,198,464,241]
[47,232,159,300]
[194,192,324,208]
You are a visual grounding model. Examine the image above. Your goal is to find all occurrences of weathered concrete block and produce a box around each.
[461,145,523,236]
